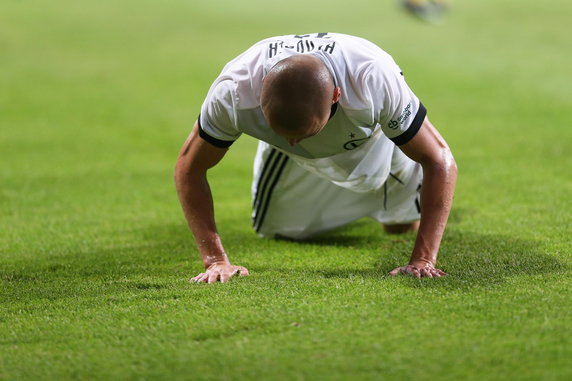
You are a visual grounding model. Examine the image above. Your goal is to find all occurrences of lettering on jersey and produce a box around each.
[398,102,413,125]
[268,33,335,58]
[388,102,413,130]
[268,41,284,58]
[318,42,336,54]
[296,39,315,53]
[343,137,370,150]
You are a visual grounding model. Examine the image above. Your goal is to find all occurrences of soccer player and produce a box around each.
[175,33,457,283]
[400,0,450,23]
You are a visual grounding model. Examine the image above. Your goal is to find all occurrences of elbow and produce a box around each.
[445,149,458,178]
[424,147,457,183]
[174,156,206,191]
[174,157,183,184]
[174,156,191,190]
[448,149,458,177]
[441,148,458,187]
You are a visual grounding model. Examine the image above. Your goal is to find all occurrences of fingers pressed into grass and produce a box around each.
[191,273,207,283]
[420,268,433,278]
[207,271,220,284]
[398,266,419,277]
[388,265,446,278]
[190,264,250,284]
[222,269,237,282]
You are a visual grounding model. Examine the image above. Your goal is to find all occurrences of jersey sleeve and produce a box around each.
[366,61,426,146]
[198,79,242,148]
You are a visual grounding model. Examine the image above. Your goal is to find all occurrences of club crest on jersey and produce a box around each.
[343,137,369,150]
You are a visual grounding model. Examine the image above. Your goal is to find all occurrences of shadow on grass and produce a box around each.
[2,215,567,301]
[305,228,566,290]
[259,206,566,289]
[0,222,193,302]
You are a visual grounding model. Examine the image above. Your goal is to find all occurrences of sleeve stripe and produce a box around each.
[197,114,235,148]
[390,103,427,146]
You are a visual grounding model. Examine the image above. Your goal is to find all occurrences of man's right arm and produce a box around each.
[174,121,249,283]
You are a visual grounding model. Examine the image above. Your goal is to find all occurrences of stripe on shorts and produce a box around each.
[415,184,422,213]
[383,182,388,211]
[252,148,289,232]
[252,149,278,211]
[389,172,404,185]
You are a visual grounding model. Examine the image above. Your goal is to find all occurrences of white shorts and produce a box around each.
[251,142,422,240]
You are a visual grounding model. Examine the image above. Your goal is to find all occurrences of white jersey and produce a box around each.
[199,33,427,192]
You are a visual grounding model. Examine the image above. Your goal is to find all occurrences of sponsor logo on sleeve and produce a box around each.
[387,102,413,130]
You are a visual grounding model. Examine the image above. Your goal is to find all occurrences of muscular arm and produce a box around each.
[174,121,249,283]
[390,116,457,277]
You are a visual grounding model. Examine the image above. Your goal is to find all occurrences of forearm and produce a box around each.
[175,169,229,269]
[410,154,457,265]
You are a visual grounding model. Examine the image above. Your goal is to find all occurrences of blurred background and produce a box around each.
[1,1,571,379]
[1,0,570,250]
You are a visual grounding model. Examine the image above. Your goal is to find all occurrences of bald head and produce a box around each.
[261,55,338,140]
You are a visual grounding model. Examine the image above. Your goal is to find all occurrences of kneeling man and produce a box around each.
[175,33,457,283]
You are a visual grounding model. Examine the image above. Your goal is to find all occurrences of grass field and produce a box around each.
[1,0,571,380]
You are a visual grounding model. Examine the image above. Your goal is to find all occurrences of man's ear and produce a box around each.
[332,87,341,103]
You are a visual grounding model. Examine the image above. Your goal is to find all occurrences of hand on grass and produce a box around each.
[388,260,446,278]
[191,262,249,284]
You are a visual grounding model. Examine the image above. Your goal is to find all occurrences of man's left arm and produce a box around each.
[389,116,457,278]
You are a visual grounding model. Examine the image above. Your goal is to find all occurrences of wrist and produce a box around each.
[409,259,434,268]
[203,253,229,269]
[408,253,436,267]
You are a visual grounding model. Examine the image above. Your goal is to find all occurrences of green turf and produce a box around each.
[1,0,571,380]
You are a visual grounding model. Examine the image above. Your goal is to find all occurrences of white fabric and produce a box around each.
[274,126,395,193]
[253,142,422,239]
[199,33,423,161]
